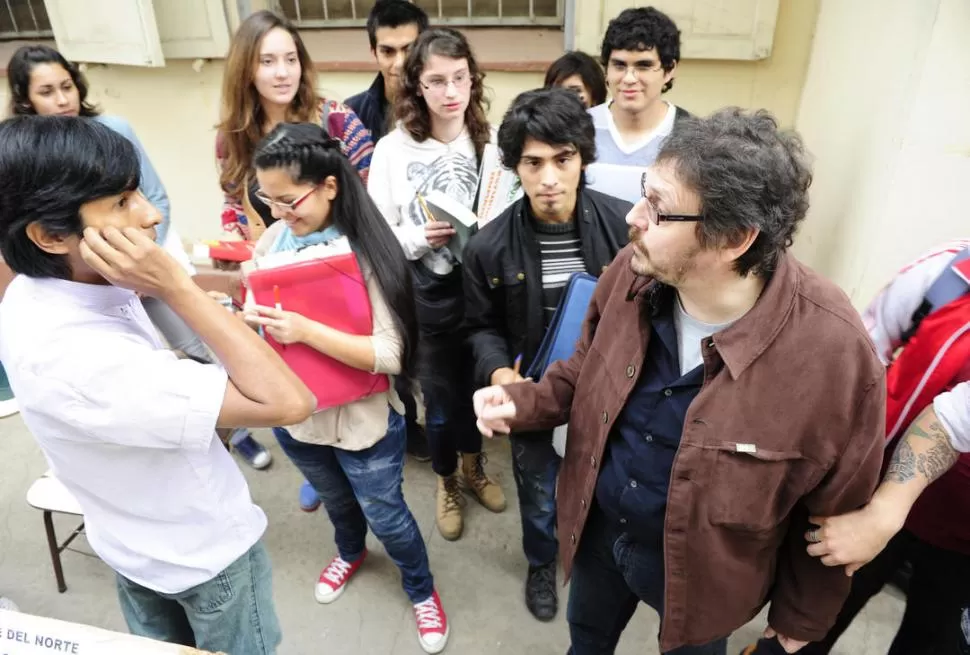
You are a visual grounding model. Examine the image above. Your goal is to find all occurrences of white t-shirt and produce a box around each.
[0,276,267,593]
[673,295,735,376]
[368,125,488,275]
[585,102,677,205]
[862,239,970,452]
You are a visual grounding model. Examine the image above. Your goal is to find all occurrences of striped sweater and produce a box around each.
[217,98,374,240]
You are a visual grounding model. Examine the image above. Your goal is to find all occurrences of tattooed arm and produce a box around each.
[805,406,959,574]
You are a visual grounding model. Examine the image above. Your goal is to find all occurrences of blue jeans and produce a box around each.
[273,410,434,603]
[116,541,281,654]
[567,504,727,655]
[511,432,561,567]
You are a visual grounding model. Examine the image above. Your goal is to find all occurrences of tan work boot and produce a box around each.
[436,473,464,541]
[461,452,507,512]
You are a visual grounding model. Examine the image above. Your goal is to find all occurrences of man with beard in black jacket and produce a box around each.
[463,87,630,622]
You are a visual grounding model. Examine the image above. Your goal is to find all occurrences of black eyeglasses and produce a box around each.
[639,171,704,225]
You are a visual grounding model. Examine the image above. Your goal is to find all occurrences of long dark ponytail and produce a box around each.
[253,122,418,384]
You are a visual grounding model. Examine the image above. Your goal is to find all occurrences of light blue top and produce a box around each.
[584,102,679,204]
[269,224,343,255]
[587,102,677,169]
[94,115,171,244]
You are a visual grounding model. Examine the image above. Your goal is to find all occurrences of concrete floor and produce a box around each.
[0,413,905,654]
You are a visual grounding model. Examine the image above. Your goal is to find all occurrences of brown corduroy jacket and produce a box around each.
[503,246,886,650]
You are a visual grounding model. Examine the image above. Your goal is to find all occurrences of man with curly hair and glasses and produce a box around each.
[473,108,886,655]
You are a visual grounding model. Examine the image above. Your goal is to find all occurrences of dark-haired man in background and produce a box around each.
[463,87,630,622]
[588,7,689,204]
[473,108,886,654]
[346,0,429,142]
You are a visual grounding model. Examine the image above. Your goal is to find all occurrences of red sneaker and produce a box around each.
[413,589,449,653]
[314,551,366,604]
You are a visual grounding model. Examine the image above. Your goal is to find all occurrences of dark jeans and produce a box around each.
[567,503,727,655]
[116,541,281,654]
[418,327,481,477]
[395,376,424,443]
[801,529,970,655]
[273,410,434,604]
[511,432,561,567]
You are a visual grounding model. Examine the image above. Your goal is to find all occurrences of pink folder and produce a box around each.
[247,252,390,411]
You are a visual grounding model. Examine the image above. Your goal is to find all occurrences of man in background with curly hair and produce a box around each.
[587,7,690,205]
[473,108,886,655]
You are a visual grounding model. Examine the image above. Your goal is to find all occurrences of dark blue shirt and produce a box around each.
[345,74,390,142]
[595,288,704,547]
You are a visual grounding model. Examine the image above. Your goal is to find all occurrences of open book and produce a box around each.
[475,143,523,228]
[423,190,478,264]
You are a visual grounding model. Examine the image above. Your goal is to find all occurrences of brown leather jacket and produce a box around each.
[503,246,885,650]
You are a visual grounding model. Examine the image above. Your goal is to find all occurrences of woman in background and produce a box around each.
[217,9,373,242]
[216,10,375,508]
[6,44,272,469]
[543,50,608,109]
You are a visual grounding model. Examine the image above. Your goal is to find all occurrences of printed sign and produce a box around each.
[0,611,221,655]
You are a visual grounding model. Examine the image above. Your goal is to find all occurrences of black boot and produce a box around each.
[525,561,557,621]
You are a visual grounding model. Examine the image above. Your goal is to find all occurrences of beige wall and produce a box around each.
[793,0,970,307]
[0,0,819,245]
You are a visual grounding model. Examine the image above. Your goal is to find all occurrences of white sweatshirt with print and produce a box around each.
[368,125,487,275]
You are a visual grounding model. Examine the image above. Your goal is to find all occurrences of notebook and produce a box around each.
[244,238,389,411]
[423,190,479,264]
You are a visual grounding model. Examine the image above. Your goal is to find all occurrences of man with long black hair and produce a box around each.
[463,87,630,621]
[0,115,314,653]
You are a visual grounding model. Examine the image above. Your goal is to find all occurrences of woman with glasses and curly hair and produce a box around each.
[367,28,506,543]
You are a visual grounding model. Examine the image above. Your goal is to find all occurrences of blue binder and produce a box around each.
[526,272,598,380]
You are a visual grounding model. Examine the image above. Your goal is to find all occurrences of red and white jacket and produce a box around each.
[864,240,970,553]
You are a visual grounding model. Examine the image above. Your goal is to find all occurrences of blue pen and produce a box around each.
[513,354,523,377]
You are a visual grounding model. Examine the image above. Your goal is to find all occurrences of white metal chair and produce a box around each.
[26,472,84,593]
